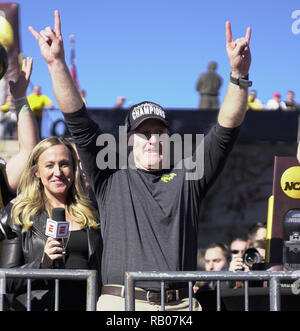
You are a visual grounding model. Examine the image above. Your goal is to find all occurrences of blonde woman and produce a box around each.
[1,137,102,311]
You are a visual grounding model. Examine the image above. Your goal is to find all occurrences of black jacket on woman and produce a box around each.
[0,212,102,311]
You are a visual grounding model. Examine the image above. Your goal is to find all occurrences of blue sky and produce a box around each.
[14,0,300,109]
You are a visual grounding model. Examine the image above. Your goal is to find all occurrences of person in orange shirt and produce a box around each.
[27,85,54,136]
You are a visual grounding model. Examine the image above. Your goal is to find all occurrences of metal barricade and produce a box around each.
[0,268,97,311]
[124,270,300,311]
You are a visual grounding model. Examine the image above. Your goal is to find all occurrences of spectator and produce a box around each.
[229,238,249,272]
[284,91,298,111]
[0,137,101,311]
[228,239,265,289]
[247,239,266,262]
[193,243,230,293]
[30,12,252,311]
[27,85,54,136]
[196,61,223,110]
[229,237,247,258]
[204,242,230,272]
[113,96,126,109]
[247,90,264,111]
[248,222,267,243]
[197,240,249,292]
[195,238,249,292]
[0,57,39,215]
[266,92,287,111]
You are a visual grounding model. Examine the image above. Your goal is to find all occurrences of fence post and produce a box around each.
[269,277,280,311]
[0,272,5,311]
[125,272,135,311]
[26,279,31,311]
[86,270,97,311]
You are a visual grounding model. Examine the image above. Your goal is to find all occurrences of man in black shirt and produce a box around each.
[30,12,252,310]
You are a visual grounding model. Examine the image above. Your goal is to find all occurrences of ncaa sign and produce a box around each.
[281,166,300,199]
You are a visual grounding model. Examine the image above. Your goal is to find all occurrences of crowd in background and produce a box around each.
[1,59,299,140]
[196,61,300,112]
[197,222,266,272]
[193,222,267,296]
[247,90,300,111]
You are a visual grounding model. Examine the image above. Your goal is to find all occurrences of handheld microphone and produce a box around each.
[46,208,69,269]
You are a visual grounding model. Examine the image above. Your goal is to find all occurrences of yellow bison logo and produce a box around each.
[161,173,177,183]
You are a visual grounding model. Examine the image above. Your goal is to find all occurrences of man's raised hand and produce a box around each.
[226,21,252,78]
[29,10,65,65]
[9,56,33,99]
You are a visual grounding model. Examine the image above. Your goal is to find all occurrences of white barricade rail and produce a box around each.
[124,270,300,311]
[0,268,97,311]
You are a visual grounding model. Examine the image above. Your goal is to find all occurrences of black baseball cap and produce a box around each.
[125,101,169,132]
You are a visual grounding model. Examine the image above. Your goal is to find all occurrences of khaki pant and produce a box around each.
[97,285,202,311]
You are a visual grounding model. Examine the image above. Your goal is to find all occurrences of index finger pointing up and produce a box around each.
[28,25,40,41]
[226,21,233,44]
[54,10,62,38]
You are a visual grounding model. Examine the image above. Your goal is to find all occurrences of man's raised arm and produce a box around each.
[4,57,39,192]
[218,21,252,128]
[29,10,83,114]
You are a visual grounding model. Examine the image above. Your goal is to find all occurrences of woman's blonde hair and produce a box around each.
[12,136,99,231]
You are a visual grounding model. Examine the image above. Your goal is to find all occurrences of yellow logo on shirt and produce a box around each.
[161,173,177,183]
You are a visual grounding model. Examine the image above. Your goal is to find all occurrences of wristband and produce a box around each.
[230,73,252,87]
[14,96,31,116]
